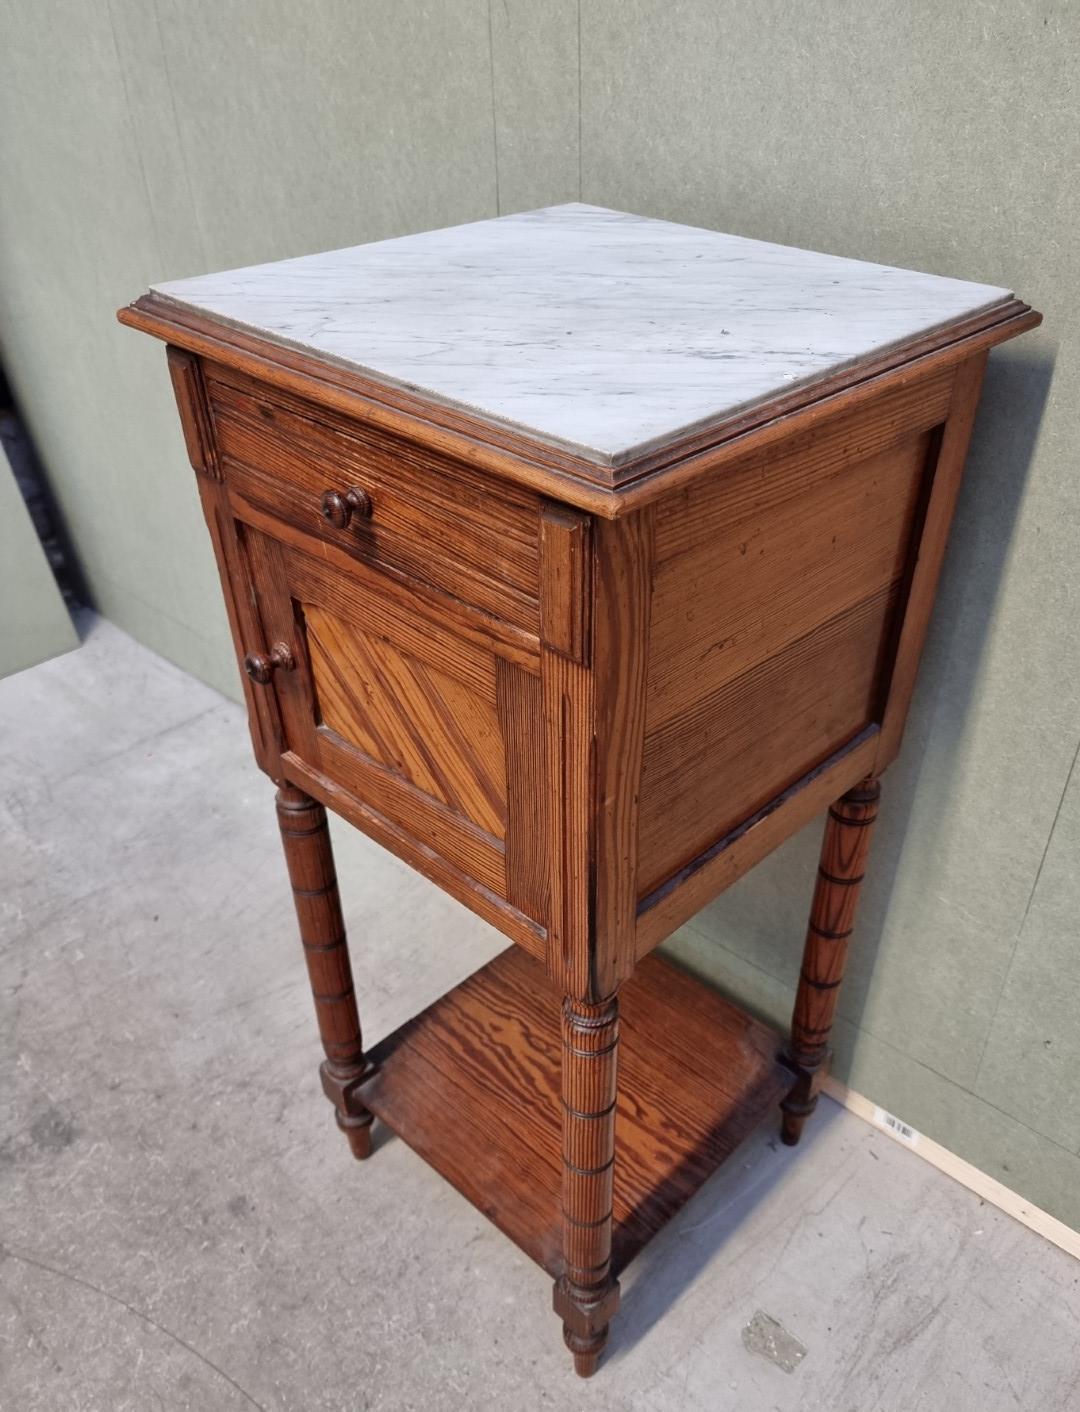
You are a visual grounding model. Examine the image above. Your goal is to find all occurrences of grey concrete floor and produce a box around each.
[2,615,1079,1412]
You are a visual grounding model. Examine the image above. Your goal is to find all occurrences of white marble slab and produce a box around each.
[152,204,1011,467]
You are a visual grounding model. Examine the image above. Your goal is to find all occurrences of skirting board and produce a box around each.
[822,1076,1080,1264]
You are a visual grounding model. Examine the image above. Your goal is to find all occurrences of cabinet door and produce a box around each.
[238,523,548,954]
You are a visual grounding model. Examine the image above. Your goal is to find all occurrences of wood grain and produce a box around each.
[358,946,791,1277]
[639,586,900,895]
[557,992,620,1376]
[542,643,594,995]
[874,353,989,771]
[634,728,881,956]
[276,785,372,1160]
[166,347,280,773]
[647,431,933,733]
[539,503,592,662]
[589,511,654,995]
[653,367,953,564]
[782,779,881,1145]
[497,659,549,926]
[305,603,506,840]
[231,487,540,674]
[166,346,220,480]
[541,507,654,999]
[314,727,506,896]
[292,553,499,703]
[206,362,542,631]
[283,752,546,960]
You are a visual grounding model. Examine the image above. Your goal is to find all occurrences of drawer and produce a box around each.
[203,363,542,634]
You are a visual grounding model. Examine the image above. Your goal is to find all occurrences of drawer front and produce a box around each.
[236,521,548,952]
[204,363,542,634]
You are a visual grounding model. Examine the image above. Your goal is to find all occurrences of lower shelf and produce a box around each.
[359,947,792,1277]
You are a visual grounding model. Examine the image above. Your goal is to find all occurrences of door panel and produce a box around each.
[236,521,547,934]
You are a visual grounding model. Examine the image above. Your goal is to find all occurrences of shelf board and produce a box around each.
[359,947,792,1277]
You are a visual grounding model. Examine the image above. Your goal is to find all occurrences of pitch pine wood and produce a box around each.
[305,602,508,840]
[126,273,1038,1377]
[638,584,901,895]
[275,785,373,1160]
[541,507,654,1000]
[874,353,989,771]
[539,505,592,663]
[634,729,881,955]
[358,947,790,1274]
[282,753,548,960]
[206,362,542,632]
[638,414,936,895]
[557,992,621,1377]
[781,779,881,1146]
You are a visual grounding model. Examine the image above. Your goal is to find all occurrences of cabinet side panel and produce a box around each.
[639,390,945,899]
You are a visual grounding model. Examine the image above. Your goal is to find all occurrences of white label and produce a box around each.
[873,1106,920,1147]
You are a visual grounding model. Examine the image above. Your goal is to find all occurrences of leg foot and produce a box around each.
[780,1101,813,1147]
[567,1335,601,1379]
[276,786,373,1158]
[337,1108,374,1161]
[782,779,880,1140]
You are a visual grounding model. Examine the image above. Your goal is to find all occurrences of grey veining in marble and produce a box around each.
[152,204,1012,466]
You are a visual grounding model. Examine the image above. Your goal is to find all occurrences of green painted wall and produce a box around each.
[2,1,1077,1228]
[0,444,77,678]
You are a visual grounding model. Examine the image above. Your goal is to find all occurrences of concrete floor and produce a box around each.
[2,615,1079,1412]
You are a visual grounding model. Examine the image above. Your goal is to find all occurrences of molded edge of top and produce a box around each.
[118,291,1041,518]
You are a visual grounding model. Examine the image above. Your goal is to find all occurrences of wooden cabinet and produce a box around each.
[121,203,1039,1377]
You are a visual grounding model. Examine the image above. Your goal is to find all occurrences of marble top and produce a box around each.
[152,204,1011,467]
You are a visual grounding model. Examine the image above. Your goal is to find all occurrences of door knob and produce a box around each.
[243,642,296,684]
[320,486,373,529]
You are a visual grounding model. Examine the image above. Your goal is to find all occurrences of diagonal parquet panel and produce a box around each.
[305,603,507,838]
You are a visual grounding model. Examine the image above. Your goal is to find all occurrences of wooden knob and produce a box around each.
[320,486,372,529]
[243,642,295,684]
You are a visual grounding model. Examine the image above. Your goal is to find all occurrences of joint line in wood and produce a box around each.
[828,809,878,827]
[562,1154,616,1178]
[301,935,348,954]
[808,922,855,941]
[313,986,356,1004]
[561,1098,619,1121]
[563,1039,620,1059]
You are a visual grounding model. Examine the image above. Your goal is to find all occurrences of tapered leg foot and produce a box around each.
[568,1336,600,1379]
[337,1109,374,1161]
[572,1350,598,1379]
[782,779,880,1141]
[780,1104,811,1147]
[555,1276,620,1377]
[556,993,621,1377]
[276,785,373,1159]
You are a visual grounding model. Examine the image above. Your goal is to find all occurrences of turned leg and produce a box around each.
[781,778,880,1146]
[553,992,621,1378]
[275,785,373,1160]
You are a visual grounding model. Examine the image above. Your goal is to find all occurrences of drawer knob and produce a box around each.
[320,486,372,529]
[243,642,296,685]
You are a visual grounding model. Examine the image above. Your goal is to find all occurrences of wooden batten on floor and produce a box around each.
[822,1077,1080,1264]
